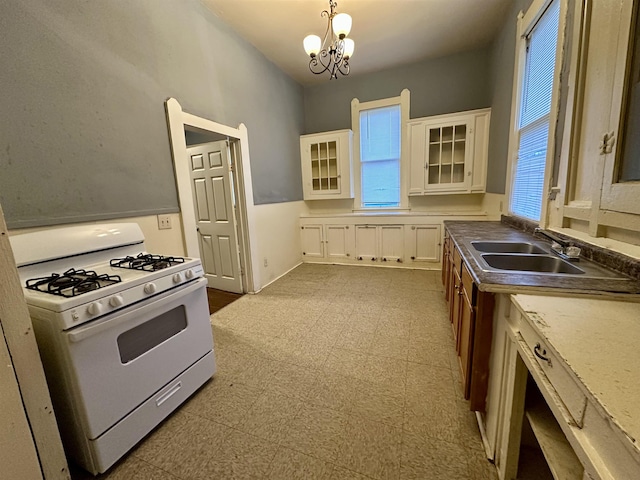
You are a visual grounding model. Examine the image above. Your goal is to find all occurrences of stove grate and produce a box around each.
[110,253,185,272]
[26,268,122,298]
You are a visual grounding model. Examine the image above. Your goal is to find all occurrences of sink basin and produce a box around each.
[471,241,547,254]
[480,254,585,274]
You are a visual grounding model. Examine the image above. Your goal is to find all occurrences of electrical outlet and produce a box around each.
[263,257,268,267]
[157,214,172,230]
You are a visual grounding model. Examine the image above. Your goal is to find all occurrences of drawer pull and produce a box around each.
[534,343,552,366]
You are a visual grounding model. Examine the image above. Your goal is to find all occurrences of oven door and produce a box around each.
[64,277,213,440]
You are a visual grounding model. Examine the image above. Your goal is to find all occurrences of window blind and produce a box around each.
[360,105,401,207]
[511,0,560,220]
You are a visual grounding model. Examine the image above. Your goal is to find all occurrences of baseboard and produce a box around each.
[253,261,303,293]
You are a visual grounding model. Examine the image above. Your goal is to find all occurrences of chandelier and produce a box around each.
[303,1,355,79]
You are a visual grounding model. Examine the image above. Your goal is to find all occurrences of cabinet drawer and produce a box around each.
[518,313,587,427]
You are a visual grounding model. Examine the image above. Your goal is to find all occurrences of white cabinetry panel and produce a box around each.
[301,224,324,258]
[380,225,404,264]
[406,224,441,263]
[354,225,378,263]
[325,225,351,260]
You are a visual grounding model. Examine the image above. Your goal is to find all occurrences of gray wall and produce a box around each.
[487,0,535,193]
[303,48,492,134]
[0,0,304,229]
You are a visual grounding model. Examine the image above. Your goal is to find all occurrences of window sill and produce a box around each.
[352,208,410,214]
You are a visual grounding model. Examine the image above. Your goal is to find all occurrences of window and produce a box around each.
[359,105,401,208]
[510,0,561,221]
[351,89,410,210]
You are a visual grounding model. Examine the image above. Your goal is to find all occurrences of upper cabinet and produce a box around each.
[408,108,490,195]
[300,129,353,200]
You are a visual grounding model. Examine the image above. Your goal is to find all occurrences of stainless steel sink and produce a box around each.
[471,241,547,254]
[480,254,585,274]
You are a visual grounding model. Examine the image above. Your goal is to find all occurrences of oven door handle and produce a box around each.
[67,278,207,343]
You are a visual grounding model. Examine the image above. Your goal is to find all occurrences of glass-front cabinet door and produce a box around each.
[301,129,353,200]
[426,121,470,190]
[310,140,339,193]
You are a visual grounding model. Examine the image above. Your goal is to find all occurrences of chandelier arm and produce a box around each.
[320,9,332,52]
[336,58,350,77]
[309,50,332,75]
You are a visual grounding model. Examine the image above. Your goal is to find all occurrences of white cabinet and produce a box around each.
[300,218,442,269]
[300,224,324,258]
[354,225,404,264]
[405,224,441,264]
[300,129,353,200]
[408,109,490,195]
[301,224,353,261]
[325,225,352,260]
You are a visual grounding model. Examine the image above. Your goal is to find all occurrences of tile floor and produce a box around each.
[74,264,498,480]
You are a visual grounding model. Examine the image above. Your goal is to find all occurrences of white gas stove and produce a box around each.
[11,223,216,475]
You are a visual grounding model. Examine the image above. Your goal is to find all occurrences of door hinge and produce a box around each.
[598,131,615,155]
[225,140,230,147]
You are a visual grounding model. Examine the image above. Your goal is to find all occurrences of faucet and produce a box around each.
[534,228,581,260]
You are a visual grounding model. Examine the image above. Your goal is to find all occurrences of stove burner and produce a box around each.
[26,268,122,298]
[110,254,185,272]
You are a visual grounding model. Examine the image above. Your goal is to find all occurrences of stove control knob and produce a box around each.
[109,295,125,308]
[185,269,195,279]
[144,283,157,295]
[87,302,104,316]
[173,273,184,284]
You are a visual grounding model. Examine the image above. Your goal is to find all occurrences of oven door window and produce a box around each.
[117,306,188,363]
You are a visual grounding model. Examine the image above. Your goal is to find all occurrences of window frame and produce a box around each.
[351,89,410,211]
[505,0,567,225]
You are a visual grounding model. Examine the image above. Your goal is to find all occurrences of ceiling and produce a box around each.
[201,0,512,86]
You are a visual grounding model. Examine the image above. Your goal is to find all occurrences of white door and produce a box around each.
[187,141,243,293]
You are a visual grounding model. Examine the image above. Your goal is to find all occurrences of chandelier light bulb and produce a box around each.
[303,35,322,57]
[332,13,352,39]
[343,38,355,59]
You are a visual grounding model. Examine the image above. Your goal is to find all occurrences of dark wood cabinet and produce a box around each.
[442,228,494,412]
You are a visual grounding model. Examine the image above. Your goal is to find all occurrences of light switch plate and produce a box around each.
[157,214,172,230]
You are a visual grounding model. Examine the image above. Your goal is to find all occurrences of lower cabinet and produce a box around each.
[354,225,404,264]
[443,230,495,412]
[300,224,324,258]
[300,219,441,269]
[325,225,351,260]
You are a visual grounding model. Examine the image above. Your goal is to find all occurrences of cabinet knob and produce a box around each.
[303,252,306,255]
[371,257,376,261]
[397,258,402,263]
[411,256,415,260]
[357,256,363,261]
[383,258,387,262]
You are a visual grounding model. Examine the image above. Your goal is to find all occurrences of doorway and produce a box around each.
[165,98,259,294]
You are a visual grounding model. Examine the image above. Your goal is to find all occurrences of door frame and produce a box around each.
[165,97,258,293]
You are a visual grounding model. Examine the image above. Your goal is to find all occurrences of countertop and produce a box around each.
[511,294,640,457]
[444,221,640,296]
